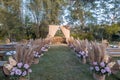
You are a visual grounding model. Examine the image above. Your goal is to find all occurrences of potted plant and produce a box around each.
[90,61,111,80]
[10,62,32,80]
[76,50,88,64]
[88,42,114,80]
[3,44,34,80]
[33,51,40,64]
[75,39,89,64]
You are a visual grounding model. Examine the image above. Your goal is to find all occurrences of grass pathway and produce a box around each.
[0,44,119,80]
[30,44,94,80]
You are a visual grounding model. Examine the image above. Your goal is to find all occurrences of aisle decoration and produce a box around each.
[3,44,34,80]
[75,39,89,64]
[9,62,32,80]
[88,43,113,80]
[33,51,40,64]
[90,61,111,80]
[67,37,75,49]
[77,50,88,64]
[2,38,51,80]
[31,38,51,64]
[41,46,48,52]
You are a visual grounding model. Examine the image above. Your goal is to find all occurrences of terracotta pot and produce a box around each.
[33,58,39,64]
[3,66,10,75]
[19,77,28,80]
[93,73,105,80]
[81,58,86,64]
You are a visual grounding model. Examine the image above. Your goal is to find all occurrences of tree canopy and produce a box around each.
[0,0,119,41]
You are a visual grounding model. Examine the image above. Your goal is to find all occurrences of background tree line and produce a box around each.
[0,0,119,42]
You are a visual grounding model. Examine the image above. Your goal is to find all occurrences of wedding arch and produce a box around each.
[47,25,70,39]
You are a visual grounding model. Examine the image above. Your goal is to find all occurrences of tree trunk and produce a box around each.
[35,24,40,38]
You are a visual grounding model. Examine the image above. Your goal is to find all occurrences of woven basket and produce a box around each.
[93,73,105,80]
[19,77,28,80]
[81,58,86,64]
[33,58,39,64]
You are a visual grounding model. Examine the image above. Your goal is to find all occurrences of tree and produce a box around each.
[27,0,65,38]
[0,0,22,40]
[105,24,120,40]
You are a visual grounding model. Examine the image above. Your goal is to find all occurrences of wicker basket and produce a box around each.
[19,77,28,80]
[33,58,39,64]
[81,58,86,64]
[93,73,105,80]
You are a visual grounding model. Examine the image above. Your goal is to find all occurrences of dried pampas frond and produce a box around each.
[14,44,24,62]
[75,40,81,52]
[87,42,95,63]
[26,48,35,66]
[99,44,105,62]
[92,43,99,62]
[33,39,42,45]
[22,46,31,63]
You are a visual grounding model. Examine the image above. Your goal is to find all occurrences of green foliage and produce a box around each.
[0,0,119,41]
[105,24,120,35]
[39,21,49,38]
[71,32,94,41]
[28,0,65,38]
[0,0,22,41]
[104,24,120,40]
[54,29,65,37]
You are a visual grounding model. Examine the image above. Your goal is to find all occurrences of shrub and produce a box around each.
[71,32,94,40]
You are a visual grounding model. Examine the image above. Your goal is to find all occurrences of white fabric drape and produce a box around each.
[60,26,70,39]
[48,25,59,37]
[48,25,70,39]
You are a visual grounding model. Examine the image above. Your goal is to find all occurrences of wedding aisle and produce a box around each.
[30,44,94,80]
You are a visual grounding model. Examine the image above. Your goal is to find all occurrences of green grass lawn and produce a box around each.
[30,44,120,80]
[0,44,120,80]
[30,44,94,80]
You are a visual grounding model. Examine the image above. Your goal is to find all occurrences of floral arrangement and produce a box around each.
[6,51,16,56]
[41,46,48,52]
[44,44,50,49]
[77,51,88,59]
[33,51,40,58]
[90,61,111,75]
[69,44,74,48]
[3,44,34,80]
[10,62,32,80]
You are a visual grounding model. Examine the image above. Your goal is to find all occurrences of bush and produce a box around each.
[71,32,94,40]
